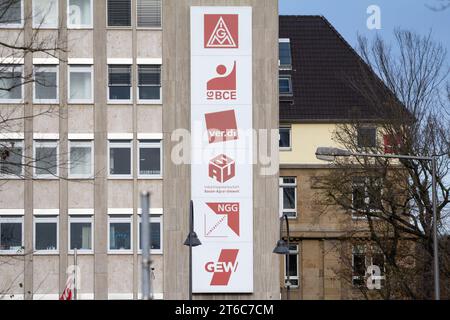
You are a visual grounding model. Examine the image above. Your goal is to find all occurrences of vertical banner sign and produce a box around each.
[191,7,253,293]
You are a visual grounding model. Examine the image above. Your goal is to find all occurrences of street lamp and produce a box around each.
[273,214,291,300]
[315,147,440,300]
[184,200,201,300]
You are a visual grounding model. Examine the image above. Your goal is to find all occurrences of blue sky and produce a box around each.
[279,0,450,54]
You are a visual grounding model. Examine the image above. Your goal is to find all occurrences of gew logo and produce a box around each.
[205,249,239,286]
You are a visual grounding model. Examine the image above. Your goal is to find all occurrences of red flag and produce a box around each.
[59,274,74,300]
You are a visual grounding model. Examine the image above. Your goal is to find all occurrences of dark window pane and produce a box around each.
[108,65,131,100]
[137,0,161,28]
[0,141,22,176]
[0,0,22,24]
[109,86,130,100]
[139,86,160,100]
[0,68,22,99]
[70,222,92,250]
[283,187,295,210]
[109,147,131,175]
[139,222,161,250]
[352,184,366,210]
[0,222,22,251]
[285,253,297,277]
[109,222,131,250]
[35,145,57,175]
[35,222,57,250]
[107,0,131,26]
[279,128,290,148]
[279,41,292,66]
[353,252,366,285]
[372,253,385,276]
[139,147,160,175]
[357,128,377,148]
[35,69,57,100]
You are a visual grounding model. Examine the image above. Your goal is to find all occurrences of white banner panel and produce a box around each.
[191,6,253,293]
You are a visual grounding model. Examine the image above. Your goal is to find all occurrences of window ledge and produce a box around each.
[33,251,59,255]
[107,251,133,255]
[280,147,292,152]
[137,100,162,105]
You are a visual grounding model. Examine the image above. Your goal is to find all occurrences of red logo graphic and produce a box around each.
[204,110,238,144]
[207,62,237,100]
[209,154,235,183]
[204,14,238,48]
[205,249,239,286]
[206,202,240,236]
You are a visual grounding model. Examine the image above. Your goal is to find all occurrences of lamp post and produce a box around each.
[315,147,440,300]
[184,200,202,300]
[140,192,153,300]
[273,214,291,300]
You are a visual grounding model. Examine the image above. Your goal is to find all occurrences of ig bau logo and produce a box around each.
[366,265,384,290]
[366,5,381,30]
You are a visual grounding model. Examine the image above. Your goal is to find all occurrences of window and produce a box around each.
[68,65,93,103]
[279,177,297,218]
[137,0,161,28]
[34,216,58,252]
[0,0,22,27]
[33,0,58,28]
[279,126,291,149]
[109,140,132,177]
[67,0,93,28]
[0,65,23,102]
[0,140,23,177]
[138,215,162,253]
[69,140,93,178]
[352,244,385,287]
[138,140,161,177]
[138,65,161,102]
[108,65,132,102]
[108,216,132,252]
[284,244,299,288]
[34,65,58,103]
[279,76,292,95]
[357,127,377,148]
[34,140,58,178]
[279,39,292,68]
[69,216,93,252]
[352,177,382,216]
[0,216,23,253]
[107,0,131,27]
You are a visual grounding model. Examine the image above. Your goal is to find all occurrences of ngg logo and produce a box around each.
[205,249,239,286]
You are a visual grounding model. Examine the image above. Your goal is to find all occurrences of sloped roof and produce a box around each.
[279,15,396,122]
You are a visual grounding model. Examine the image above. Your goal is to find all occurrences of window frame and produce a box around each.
[0,139,24,178]
[137,215,163,254]
[68,215,94,254]
[352,244,386,287]
[108,140,133,179]
[0,216,24,254]
[33,139,59,179]
[284,244,299,288]
[107,215,133,254]
[67,0,93,29]
[68,64,94,103]
[357,127,377,149]
[0,64,24,103]
[136,0,162,29]
[33,215,59,254]
[279,75,293,96]
[138,139,162,179]
[106,0,132,28]
[32,0,59,29]
[279,177,297,219]
[33,64,59,104]
[68,139,94,179]
[279,38,292,69]
[137,64,162,104]
[0,0,24,28]
[279,125,292,150]
[351,177,383,219]
[107,64,132,103]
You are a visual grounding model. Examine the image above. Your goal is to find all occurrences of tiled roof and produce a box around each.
[279,15,397,122]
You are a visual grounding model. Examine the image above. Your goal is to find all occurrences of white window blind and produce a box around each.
[137,0,161,28]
